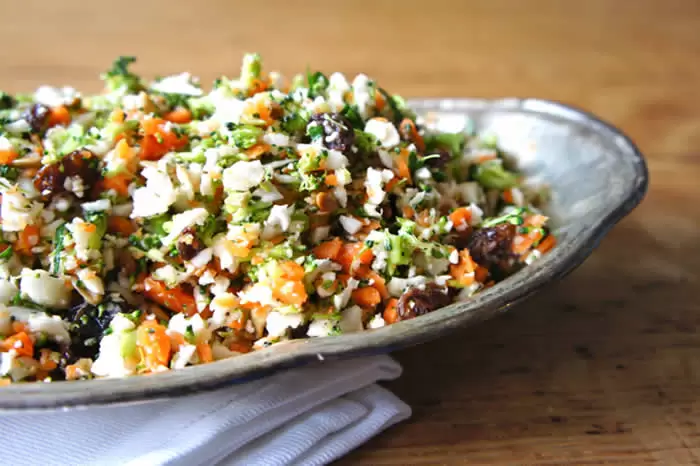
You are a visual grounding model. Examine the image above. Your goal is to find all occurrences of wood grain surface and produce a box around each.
[2,0,699,464]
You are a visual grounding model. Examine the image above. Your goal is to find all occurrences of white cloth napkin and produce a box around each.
[0,355,410,466]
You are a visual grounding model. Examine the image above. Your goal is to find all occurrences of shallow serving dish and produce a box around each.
[0,98,648,411]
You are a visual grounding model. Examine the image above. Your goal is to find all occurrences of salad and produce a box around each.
[0,54,555,383]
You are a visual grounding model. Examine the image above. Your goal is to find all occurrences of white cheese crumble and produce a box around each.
[364,118,400,148]
[263,132,291,147]
[327,72,350,111]
[171,344,198,369]
[339,215,363,235]
[265,311,304,337]
[368,314,386,329]
[352,74,374,118]
[339,305,364,333]
[161,207,209,246]
[27,313,70,343]
[262,204,294,240]
[131,165,177,218]
[150,72,203,96]
[1,189,42,232]
[223,160,265,191]
[34,86,80,108]
[307,317,338,338]
[333,278,359,310]
[19,269,71,309]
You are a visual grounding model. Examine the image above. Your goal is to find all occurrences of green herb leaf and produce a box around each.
[472,160,519,190]
[0,165,19,181]
[306,71,329,98]
[229,125,263,149]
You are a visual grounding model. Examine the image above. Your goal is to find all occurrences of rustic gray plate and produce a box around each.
[0,98,648,411]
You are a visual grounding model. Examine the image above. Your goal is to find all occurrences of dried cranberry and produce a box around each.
[34,149,101,200]
[308,113,355,152]
[396,283,453,321]
[177,227,204,261]
[23,104,50,134]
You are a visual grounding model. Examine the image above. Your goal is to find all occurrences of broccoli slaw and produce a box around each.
[0,54,555,383]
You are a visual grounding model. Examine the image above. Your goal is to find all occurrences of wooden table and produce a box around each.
[3,0,699,463]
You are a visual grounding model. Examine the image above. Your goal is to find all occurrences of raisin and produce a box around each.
[176,227,204,261]
[23,103,51,134]
[396,283,453,321]
[308,113,355,152]
[445,225,474,250]
[467,223,518,274]
[33,149,101,200]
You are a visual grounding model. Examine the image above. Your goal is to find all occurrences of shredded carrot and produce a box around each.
[395,149,412,183]
[374,89,386,112]
[169,331,186,347]
[65,364,81,381]
[336,242,374,274]
[536,234,557,254]
[367,271,389,300]
[11,321,26,334]
[450,249,476,286]
[278,261,305,281]
[512,229,544,255]
[399,118,425,152]
[352,287,382,308]
[137,320,171,371]
[524,214,548,228]
[0,150,18,164]
[39,348,58,372]
[139,118,188,161]
[143,277,198,316]
[476,152,497,163]
[250,78,269,95]
[325,173,338,186]
[47,105,71,127]
[229,341,252,354]
[313,237,342,261]
[449,207,472,231]
[383,298,399,324]
[15,224,40,256]
[502,189,514,204]
[0,332,34,357]
[196,342,213,363]
[244,143,271,159]
[109,109,126,123]
[107,216,136,235]
[80,223,97,234]
[163,107,193,124]
[274,280,307,306]
[475,265,489,283]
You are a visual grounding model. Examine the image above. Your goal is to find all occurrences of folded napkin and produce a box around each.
[0,355,410,466]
